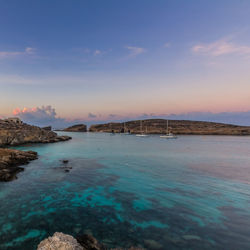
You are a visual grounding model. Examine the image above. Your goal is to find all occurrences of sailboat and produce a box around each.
[136,120,148,137]
[124,122,130,135]
[160,120,177,139]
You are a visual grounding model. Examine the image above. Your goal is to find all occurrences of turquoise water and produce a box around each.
[1,132,250,249]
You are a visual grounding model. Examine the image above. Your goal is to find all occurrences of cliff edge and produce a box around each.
[0,119,71,146]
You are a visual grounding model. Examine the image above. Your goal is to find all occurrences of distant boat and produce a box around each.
[110,123,115,135]
[124,122,130,135]
[160,120,177,139]
[136,120,148,137]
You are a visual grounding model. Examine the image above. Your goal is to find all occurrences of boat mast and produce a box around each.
[167,120,169,134]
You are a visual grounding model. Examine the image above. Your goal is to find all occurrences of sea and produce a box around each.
[0,132,250,249]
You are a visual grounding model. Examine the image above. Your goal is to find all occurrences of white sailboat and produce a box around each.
[124,122,130,134]
[160,120,177,139]
[136,120,148,137]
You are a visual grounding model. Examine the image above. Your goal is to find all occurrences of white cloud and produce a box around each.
[94,50,102,56]
[0,47,36,58]
[125,46,146,57]
[192,38,250,57]
[25,47,36,54]
[164,43,171,48]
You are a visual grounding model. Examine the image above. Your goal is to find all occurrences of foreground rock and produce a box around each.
[0,119,71,146]
[63,124,87,132]
[89,119,250,135]
[0,148,37,181]
[38,232,144,250]
[38,232,83,250]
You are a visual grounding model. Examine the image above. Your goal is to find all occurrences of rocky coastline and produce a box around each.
[0,118,72,182]
[89,119,250,135]
[0,148,38,181]
[0,119,71,147]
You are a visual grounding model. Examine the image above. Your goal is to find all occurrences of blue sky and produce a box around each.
[1,0,250,126]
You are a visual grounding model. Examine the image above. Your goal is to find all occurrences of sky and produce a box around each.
[0,0,250,127]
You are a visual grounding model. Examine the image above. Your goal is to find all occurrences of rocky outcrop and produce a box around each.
[42,126,52,131]
[38,232,83,250]
[89,119,250,135]
[63,124,87,132]
[0,148,37,181]
[38,233,144,250]
[0,119,71,146]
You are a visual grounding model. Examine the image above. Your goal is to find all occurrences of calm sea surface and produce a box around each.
[0,132,250,249]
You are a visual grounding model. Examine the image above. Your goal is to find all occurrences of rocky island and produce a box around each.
[0,118,72,181]
[62,124,87,132]
[89,119,250,135]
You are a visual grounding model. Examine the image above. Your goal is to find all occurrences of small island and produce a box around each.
[62,124,87,132]
[89,119,250,135]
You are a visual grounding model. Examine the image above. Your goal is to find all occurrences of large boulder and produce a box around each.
[37,232,83,250]
[38,233,144,250]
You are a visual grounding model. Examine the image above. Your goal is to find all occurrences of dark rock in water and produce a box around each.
[64,169,70,173]
[144,239,163,249]
[42,126,52,131]
[76,234,106,250]
[63,124,87,132]
[0,119,71,146]
[63,160,69,164]
[0,148,37,181]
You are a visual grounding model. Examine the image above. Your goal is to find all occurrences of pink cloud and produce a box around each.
[192,39,250,57]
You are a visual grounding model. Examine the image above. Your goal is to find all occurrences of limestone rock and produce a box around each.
[63,124,87,132]
[37,232,83,250]
[0,119,71,147]
[0,148,38,181]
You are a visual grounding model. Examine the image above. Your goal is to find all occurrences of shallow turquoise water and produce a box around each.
[1,132,250,249]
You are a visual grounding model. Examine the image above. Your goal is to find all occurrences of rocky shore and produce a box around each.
[37,232,143,250]
[0,118,72,181]
[0,119,71,146]
[89,119,250,135]
[0,148,38,181]
[62,124,87,132]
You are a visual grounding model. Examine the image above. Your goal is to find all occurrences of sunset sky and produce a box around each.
[1,0,250,126]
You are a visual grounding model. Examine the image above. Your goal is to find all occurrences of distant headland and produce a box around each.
[89,119,250,135]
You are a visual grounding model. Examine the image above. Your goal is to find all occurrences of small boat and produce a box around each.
[123,122,130,135]
[136,120,148,137]
[160,120,177,139]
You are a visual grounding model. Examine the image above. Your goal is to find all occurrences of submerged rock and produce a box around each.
[144,239,163,249]
[76,234,106,249]
[0,148,38,181]
[182,235,201,241]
